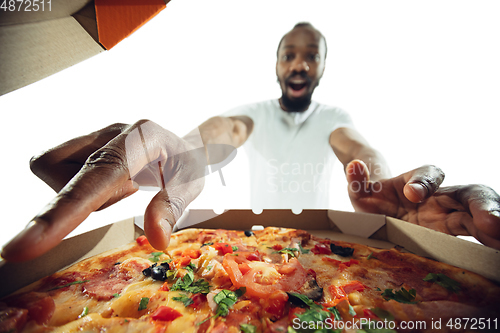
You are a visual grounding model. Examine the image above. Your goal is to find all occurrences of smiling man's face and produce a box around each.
[276,25,326,112]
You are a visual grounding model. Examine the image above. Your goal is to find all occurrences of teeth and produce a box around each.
[290,80,305,84]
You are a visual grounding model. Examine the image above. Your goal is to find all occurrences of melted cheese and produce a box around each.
[247,261,281,284]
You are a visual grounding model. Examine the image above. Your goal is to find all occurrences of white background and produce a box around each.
[1,0,499,249]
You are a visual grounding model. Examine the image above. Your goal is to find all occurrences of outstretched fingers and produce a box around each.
[1,152,132,262]
[453,185,500,242]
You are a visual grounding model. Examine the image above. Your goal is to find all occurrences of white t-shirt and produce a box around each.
[223,99,354,210]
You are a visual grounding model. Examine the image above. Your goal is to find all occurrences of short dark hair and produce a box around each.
[276,22,327,59]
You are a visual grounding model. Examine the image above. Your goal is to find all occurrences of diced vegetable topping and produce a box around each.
[213,243,234,254]
[136,235,149,246]
[151,306,182,321]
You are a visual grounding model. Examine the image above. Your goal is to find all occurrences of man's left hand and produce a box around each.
[346,160,500,249]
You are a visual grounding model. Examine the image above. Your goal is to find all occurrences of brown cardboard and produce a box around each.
[0,217,141,299]
[0,0,169,96]
[1,209,499,299]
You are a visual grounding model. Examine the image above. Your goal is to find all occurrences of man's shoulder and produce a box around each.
[222,99,279,118]
[312,101,346,113]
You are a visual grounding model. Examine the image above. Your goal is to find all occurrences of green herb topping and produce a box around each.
[173,294,194,307]
[48,280,90,291]
[171,266,210,294]
[275,248,300,258]
[138,297,149,311]
[213,288,246,318]
[381,287,417,304]
[149,251,164,262]
[78,306,89,319]
[287,292,321,310]
[240,323,257,333]
[298,244,310,254]
[423,273,461,293]
[326,306,342,321]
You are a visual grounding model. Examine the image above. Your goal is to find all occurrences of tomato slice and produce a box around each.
[261,290,289,318]
[182,248,201,259]
[328,285,348,306]
[151,306,182,321]
[136,235,149,246]
[189,294,206,310]
[342,281,366,294]
[213,243,234,254]
[222,255,307,298]
[311,243,331,255]
[238,263,251,275]
[170,256,191,270]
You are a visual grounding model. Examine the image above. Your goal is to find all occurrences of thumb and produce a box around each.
[143,190,179,251]
[143,178,204,251]
[402,165,445,203]
[346,160,371,199]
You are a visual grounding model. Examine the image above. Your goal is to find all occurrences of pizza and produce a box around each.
[1,227,499,333]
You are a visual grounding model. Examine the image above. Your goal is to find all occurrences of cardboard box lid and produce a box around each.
[0,0,168,96]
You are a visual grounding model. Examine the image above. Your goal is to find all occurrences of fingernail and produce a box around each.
[489,210,500,218]
[407,183,427,201]
[1,220,46,258]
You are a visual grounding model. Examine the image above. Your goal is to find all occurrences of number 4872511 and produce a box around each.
[1,0,51,11]
[446,318,497,330]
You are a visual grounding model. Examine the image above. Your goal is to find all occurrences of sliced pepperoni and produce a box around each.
[43,271,86,292]
[4,292,55,325]
[0,307,28,332]
[83,259,150,301]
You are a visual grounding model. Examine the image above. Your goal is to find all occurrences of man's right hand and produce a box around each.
[1,120,206,262]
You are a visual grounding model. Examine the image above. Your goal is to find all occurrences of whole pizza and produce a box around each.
[1,227,499,332]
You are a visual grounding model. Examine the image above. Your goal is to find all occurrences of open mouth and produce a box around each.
[289,82,307,91]
[287,78,308,97]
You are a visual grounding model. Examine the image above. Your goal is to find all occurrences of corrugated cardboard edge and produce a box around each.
[385,216,500,283]
[0,218,141,299]
[176,209,335,231]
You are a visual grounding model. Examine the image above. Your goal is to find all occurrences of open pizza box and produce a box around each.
[0,0,169,96]
[1,209,499,299]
